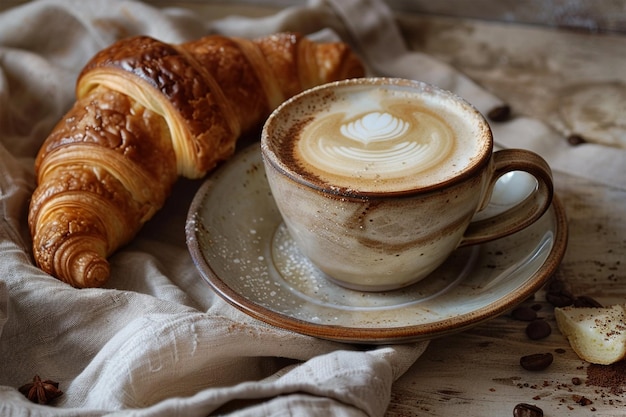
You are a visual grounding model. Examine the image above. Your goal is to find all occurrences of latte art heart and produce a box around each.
[297,107,455,187]
[340,112,409,144]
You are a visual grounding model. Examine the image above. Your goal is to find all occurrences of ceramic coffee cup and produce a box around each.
[261,78,553,291]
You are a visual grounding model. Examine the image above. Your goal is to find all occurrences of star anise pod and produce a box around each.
[18,375,63,405]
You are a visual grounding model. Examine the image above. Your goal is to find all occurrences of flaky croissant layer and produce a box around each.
[29,32,365,288]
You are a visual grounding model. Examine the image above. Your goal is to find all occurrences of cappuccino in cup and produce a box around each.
[262,78,553,291]
[280,80,488,193]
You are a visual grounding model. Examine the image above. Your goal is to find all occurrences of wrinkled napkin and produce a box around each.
[1,0,625,416]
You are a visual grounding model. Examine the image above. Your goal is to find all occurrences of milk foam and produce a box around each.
[340,112,409,144]
[278,82,488,193]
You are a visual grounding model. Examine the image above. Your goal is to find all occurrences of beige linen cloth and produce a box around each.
[1,0,625,416]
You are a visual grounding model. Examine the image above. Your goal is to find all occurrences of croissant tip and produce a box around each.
[68,251,111,288]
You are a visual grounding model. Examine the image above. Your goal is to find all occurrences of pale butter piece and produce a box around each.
[555,304,626,365]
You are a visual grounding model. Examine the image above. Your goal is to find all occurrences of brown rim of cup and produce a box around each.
[260,77,493,199]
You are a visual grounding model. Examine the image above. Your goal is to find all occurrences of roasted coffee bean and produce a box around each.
[513,403,544,417]
[511,306,538,321]
[567,133,587,146]
[526,319,552,340]
[573,295,603,308]
[520,353,554,371]
[487,104,511,122]
[545,289,574,307]
[547,279,567,292]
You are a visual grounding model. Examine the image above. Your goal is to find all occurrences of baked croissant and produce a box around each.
[29,32,365,288]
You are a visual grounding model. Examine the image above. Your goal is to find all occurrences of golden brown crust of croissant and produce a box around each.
[29,32,365,288]
[30,87,176,287]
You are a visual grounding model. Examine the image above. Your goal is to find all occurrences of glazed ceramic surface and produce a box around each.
[186,144,568,344]
[260,78,554,290]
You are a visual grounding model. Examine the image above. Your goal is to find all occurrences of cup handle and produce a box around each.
[459,149,554,247]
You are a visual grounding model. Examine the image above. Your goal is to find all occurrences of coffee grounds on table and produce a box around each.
[586,360,626,395]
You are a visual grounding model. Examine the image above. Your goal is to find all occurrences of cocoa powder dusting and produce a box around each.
[586,361,626,395]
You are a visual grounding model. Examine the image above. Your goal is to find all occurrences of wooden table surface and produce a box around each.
[160,3,626,416]
[388,12,626,417]
[366,6,625,416]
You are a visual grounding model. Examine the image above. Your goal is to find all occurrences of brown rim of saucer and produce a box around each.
[260,77,494,198]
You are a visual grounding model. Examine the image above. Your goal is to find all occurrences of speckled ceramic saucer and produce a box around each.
[186,144,568,344]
